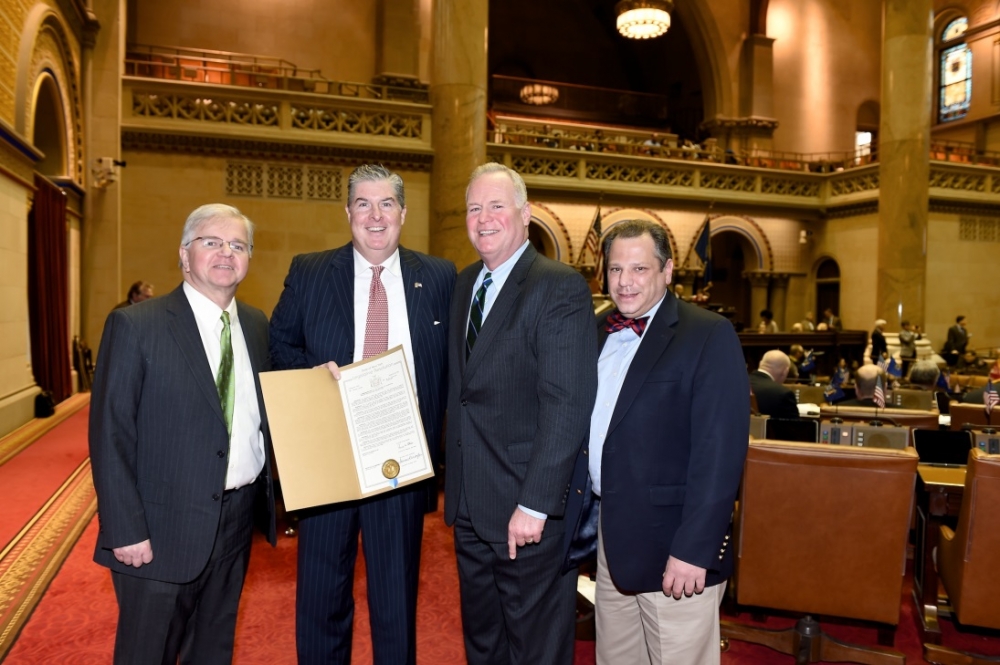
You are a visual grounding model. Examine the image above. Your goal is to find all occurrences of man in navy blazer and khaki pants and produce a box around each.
[89,204,276,664]
[588,219,748,664]
[444,163,598,664]
[269,164,455,665]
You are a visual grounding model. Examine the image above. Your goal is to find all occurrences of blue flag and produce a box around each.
[824,382,845,404]
[887,357,902,378]
[937,369,951,392]
[694,218,711,284]
[800,351,816,374]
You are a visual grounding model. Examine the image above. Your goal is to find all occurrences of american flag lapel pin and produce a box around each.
[414,282,423,288]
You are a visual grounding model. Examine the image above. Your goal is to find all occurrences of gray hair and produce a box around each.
[907,360,941,388]
[467,162,528,208]
[601,219,673,270]
[179,204,255,265]
[347,164,405,209]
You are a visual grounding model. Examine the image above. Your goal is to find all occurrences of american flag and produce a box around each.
[877,356,889,373]
[580,207,602,264]
[873,374,886,409]
[986,379,999,416]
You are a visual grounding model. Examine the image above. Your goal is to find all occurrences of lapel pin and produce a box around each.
[414,282,423,288]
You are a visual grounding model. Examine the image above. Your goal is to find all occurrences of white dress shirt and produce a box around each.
[183,282,264,490]
[589,294,666,497]
[352,248,417,392]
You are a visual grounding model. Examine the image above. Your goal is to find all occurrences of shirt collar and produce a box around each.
[354,247,401,277]
[183,281,237,326]
[478,240,530,285]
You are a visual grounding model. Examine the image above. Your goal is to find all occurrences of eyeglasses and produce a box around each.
[185,236,252,256]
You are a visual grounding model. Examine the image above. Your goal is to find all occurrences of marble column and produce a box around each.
[81,0,123,349]
[429,0,487,269]
[770,273,789,331]
[878,0,932,328]
[746,272,771,328]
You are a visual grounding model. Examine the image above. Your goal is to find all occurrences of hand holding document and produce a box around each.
[260,346,433,511]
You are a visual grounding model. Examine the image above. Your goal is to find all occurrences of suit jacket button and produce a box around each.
[457,439,462,447]
[217,450,225,458]
[576,489,583,494]
[461,400,468,406]
[213,493,221,501]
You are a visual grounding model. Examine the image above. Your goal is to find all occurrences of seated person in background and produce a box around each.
[956,349,989,375]
[816,322,829,331]
[113,280,154,309]
[838,365,892,408]
[801,311,816,331]
[906,360,941,391]
[870,319,888,365]
[822,307,843,331]
[787,344,806,379]
[749,350,800,420]
[673,283,689,301]
[757,309,779,334]
[790,322,804,333]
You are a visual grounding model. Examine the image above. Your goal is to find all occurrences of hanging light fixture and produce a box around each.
[615,0,673,40]
[519,83,560,106]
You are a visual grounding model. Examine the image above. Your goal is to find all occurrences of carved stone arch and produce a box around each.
[673,0,737,120]
[599,208,679,261]
[934,6,967,37]
[16,6,83,183]
[527,202,572,263]
[707,214,773,271]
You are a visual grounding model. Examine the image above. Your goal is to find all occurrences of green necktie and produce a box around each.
[466,272,492,359]
[217,311,235,436]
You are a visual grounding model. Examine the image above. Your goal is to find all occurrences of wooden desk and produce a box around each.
[913,464,965,643]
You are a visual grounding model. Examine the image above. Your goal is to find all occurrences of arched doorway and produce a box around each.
[815,258,840,322]
[528,219,558,260]
[32,75,67,176]
[709,230,753,330]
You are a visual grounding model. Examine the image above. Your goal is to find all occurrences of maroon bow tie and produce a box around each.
[605,312,648,336]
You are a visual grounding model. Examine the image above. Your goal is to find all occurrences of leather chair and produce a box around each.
[923,449,1000,665]
[889,388,935,411]
[948,403,997,432]
[721,440,918,664]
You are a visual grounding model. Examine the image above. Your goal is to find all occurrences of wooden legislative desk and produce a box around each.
[738,331,869,375]
[913,464,965,643]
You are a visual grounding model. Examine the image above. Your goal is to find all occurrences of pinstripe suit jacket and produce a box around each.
[443,244,598,543]
[268,243,456,470]
[89,285,277,584]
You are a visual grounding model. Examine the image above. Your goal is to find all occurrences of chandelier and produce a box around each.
[519,83,559,106]
[615,0,673,40]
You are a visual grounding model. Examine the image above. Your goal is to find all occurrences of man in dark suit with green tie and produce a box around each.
[90,204,276,664]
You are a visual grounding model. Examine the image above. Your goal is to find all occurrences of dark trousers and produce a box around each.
[295,488,424,665]
[111,483,257,665]
[453,508,577,665]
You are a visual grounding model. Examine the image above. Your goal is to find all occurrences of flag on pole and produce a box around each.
[985,379,999,416]
[800,350,816,374]
[937,369,951,392]
[877,356,889,373]
[582,207,602,264]
[824,367,845,403]
[694,216,712,284]
[873,375,886,409]
[887,357,902,378]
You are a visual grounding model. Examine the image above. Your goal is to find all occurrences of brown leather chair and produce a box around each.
[722,440,918,664]
[923,449,1000,665]
[889,388,935,411]
[948,403,997,432]
[820,404,940,430]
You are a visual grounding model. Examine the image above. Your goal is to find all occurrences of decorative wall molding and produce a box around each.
[224,161,342,201]
[958,216,1000,242]
[122,131,433,171]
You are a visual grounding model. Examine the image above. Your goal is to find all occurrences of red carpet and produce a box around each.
[0,408,90,547]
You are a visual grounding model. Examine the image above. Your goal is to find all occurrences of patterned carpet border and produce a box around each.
[0,459,97,661]
[0,393,91,467]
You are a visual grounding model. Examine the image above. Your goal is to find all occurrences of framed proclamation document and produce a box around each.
[259,346,434,511]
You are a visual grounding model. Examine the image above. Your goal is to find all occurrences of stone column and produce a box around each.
[375,0,420,85]
[81,0,123,349]
[770,273,789,331]
[746,272,771,328]
[429,0,487,269]
[878,0,932,328]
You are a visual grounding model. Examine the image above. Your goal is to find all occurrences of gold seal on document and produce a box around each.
[382,459,400,479]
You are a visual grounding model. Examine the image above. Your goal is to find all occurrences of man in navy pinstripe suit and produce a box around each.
[269,164,455,665]
[444,163,598,664]
[90,204,276,664]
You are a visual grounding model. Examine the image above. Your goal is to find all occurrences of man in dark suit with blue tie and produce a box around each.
[89,204,276,664]
[269,164,455,665]
[444,163,598,664]
[588,219,748,664]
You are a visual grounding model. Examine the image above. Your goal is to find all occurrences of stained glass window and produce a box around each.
[939,18,971,123]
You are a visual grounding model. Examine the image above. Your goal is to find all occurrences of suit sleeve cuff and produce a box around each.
[518,504,548,520]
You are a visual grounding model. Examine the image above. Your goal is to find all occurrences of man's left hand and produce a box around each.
[507,508,545,560]
[662,555,706,599]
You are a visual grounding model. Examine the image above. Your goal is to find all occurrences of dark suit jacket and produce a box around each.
[748,371,799,420]
[89,285,276,584]
[268,243,455,470]
[871,329,887,363]
[962,387,986,404]
[944,324,969,355]
[593,295,749,593]
[443,244,598,543]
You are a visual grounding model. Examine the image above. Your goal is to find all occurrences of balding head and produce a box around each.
[855,365,881,399]
[759,350,791,383]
